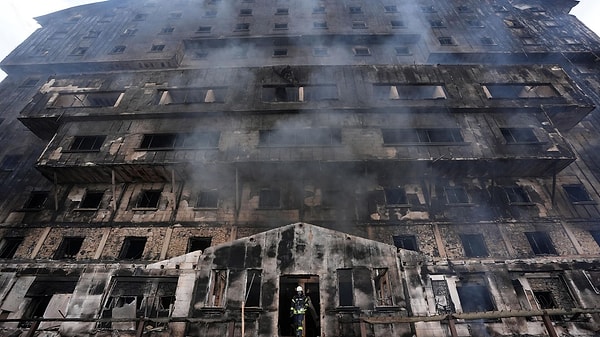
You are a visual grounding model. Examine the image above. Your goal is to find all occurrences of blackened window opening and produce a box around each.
[24,191,49,209]
[591,230,600,247]
[0,237,24,258]
[196,190,218,208]
[457,285,495,312]
[382,128,463,144]
[188,237,212,253]
[445,186,469,204]
[385,187,407,205]
[137,190,161,208]
[563,184,593,203]
[259,188,281,208]
[245,270,262,307]
[139,132,220,149]
[54,237,84,259]
[119,237,147,260]
[338,269,354,306]
[460,234,488,257]
[503,186,531,204]
[1,155,22,171]
[526,231,557,255]
[393,235,418,251]
[79,191,104,208]
[259,128,341,147]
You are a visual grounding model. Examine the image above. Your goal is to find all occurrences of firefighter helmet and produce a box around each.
[296,286,303,292]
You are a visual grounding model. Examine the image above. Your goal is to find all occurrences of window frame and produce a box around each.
[135,190,162,209]
[563,184,595,204]
[188,237,212,253]
[382,128,465,145]
[118,236,147,260]
[54,236,85,259]
[337,269,354,307]
[67,135,106,152]
[392,235,418,251]
[258,188,281,209]
[373,268,393,307]
[482,83,560,99]
[460,234,489,257]
[195,190,219,209]
[78,190,105,209]
[0,237,24,259]
[503,186,533,205]
[23,191,49,210]
[525,231,558,255]
[444,186,471,205]
[137,132,220,150]
[500,128,539,144]
[258,128,342,147]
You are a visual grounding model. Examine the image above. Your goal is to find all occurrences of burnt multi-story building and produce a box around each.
[0,0,599,336]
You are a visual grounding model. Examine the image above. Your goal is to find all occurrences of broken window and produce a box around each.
[195,190,218,208]
[438,37,456,45]
[23,191,49,210]
[259,188,281,209]
[393,235,418,251]
[382,128,463,144]
[353,47,371,56]
[563,184,593,203]
[136,190,161,208]
[188,237,212,253]
[119,237,147,260]
[259,128,341,146]
[1,154,22,171]
[0,237,24,258]
[503,186,531,204]
[69,135,106,151]
[528,277,575,321]
[51,92,122,108]
[54,237,84,259]
[139,132,220,149]
[374,84,447,100]
[100,277,178,329]
[157,87,227,104]
[385,187,408,206]
[19,278,77,328]
[483,84,559,99]
[245,269,262,307]
[445,186,469,204]
[460,234,488,257]
[373,268,393,306]
[208,270,228,307]
[79,191,104,209]
[150,44,165,52]
[456,283,495,312]
[276,8,289,15]
[122,28,138,36]
[338,269,354,306]
[432,279,455,313]
[526,231,557,255]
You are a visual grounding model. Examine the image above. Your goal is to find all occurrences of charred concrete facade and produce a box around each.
[0,0,599,336]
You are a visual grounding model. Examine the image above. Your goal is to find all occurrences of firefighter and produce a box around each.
[290,286,310,337]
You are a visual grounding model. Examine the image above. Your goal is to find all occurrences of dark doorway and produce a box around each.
[279,275,320,337]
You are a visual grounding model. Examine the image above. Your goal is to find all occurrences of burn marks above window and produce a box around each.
[195,190,219,209]
[50,92,122,108]
[262,85,338,102]
[259,128,341,147]
[136,190,161,209]
[382,128,464,144]
[157,87,227,104]
[483,84,559,99]
[374,84,447,100]
[138,132,220,150]
[23,191,49,210]
[79,191,104,209]
[259,188,281,209]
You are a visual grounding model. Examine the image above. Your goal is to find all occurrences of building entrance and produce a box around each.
[278,275,320,337]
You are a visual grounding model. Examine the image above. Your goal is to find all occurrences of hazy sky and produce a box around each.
[0,0,599,81]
